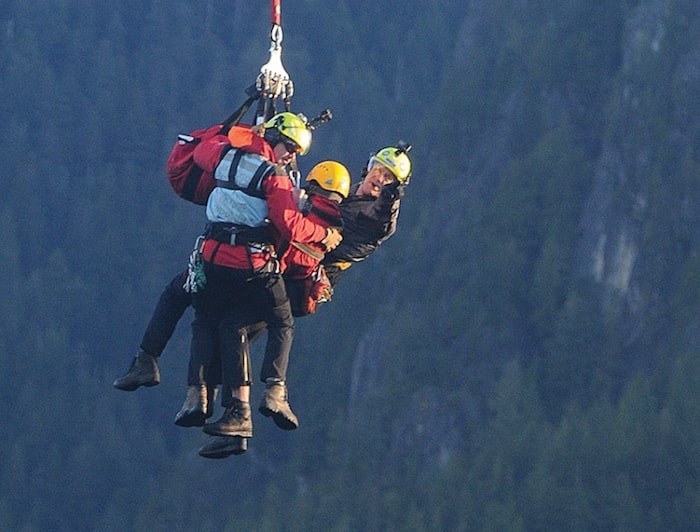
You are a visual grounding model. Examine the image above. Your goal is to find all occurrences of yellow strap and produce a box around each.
[332,261,352,271]
[290,241,325,261]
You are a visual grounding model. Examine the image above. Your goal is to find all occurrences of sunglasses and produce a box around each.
[283,139,300,155]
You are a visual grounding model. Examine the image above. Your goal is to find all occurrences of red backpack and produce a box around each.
[166,90,262,205]
[165,124,229,205]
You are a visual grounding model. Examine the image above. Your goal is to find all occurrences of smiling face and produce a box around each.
[355,163,396,197]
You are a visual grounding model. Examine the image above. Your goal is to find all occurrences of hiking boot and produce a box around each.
[198,436,247,459]
[259,380,299,430]
[113,351,160,391]
[203,398,253,438]
[174,385,208,427]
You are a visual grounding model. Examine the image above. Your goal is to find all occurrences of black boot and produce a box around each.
[174,385,208,427]
[198,436,248,459]
[113,351,160,391]
[259,380,299,430]
[203,398,253,438]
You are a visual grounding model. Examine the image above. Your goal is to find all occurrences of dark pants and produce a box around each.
[139,271,191,358]
[187,314,225,387]
[139,269,290,385]
[191,261,294,407]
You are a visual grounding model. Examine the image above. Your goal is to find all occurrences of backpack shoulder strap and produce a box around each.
[214,149,276,199]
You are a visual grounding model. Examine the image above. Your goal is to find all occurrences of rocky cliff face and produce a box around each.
[447,0,700,338]
[577,0,700,345]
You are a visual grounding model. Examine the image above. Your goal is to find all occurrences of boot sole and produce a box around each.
[202,424,253,438]
[259,406,298,430]
[198,438,248,459]
[112,378,160,392]
[174,410,207,427]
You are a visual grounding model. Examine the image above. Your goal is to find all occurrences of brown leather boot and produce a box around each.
[259,380,299,430]
[113,351,160,391]
[203,398,253,438]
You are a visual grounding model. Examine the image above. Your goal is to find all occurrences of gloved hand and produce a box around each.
[321,227,343,251]
[381,180,405,201]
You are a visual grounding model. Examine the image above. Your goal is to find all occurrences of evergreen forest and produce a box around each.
[2,1,700,530]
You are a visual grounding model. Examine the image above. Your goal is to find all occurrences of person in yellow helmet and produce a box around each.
[258,111,313,157]
[116,111,341,439]
[322,143,412,286]
[273,160,350,316]
[195,161,350,456]
[114,113,324,393]
[190,113,345,442]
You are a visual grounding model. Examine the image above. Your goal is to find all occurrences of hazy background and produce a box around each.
[2,1,700,530]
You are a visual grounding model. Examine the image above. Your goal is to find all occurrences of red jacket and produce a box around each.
[280,193,343,279]
[200,125,328,271]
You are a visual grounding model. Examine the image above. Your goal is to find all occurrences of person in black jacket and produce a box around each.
[323,144,411,287]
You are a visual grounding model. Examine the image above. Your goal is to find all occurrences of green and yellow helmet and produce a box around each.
[307,161,351,199]
[264,112,312,155]
[369,145,412,184]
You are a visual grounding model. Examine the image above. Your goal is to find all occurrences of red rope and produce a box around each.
[271,0,281,26]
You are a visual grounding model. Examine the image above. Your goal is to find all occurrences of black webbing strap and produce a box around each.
[248,162,276,195]
[225,149,245,182]
[205,222,274,245]
[215,148,274,200]
[220,84,261,134]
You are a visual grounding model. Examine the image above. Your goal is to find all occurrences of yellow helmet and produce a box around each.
[264,112,312,155]
[307,161,351,199]
[369,145,412,184]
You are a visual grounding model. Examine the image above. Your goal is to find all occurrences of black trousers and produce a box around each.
[139,269,291,386]
[139,271,191,358]
[191,261,294,407]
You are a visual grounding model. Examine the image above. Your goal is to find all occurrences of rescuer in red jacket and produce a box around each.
[189,113,341,441]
